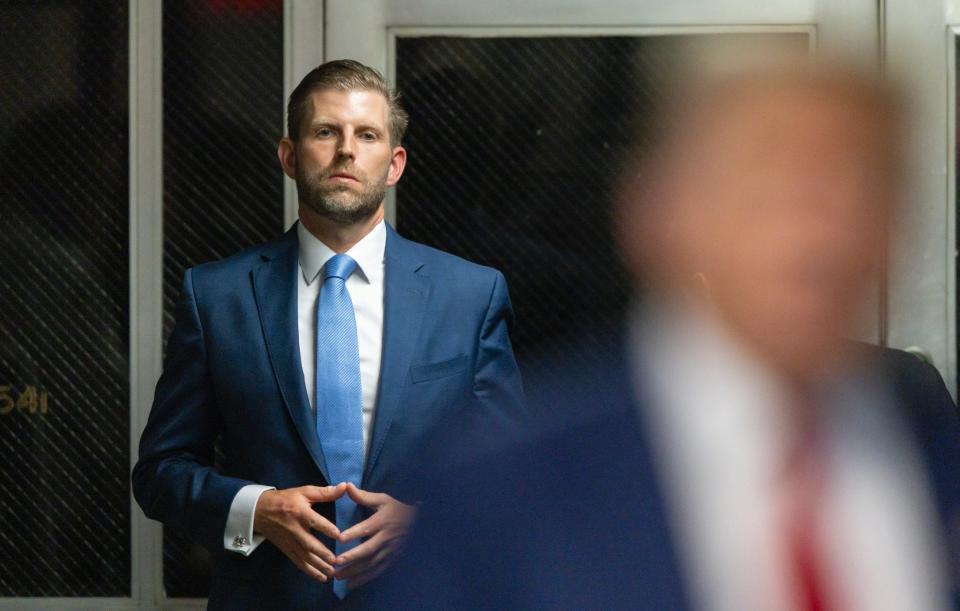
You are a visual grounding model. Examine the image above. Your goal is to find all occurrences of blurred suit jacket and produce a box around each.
[132,223,525,610]
[360,334,960,611]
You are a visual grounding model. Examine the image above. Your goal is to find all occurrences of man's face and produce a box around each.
[289,89,403,224]
[639,81,901,379]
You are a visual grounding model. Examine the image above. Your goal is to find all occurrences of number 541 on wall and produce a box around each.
[0,385,50,415]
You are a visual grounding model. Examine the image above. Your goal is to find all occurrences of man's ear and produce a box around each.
[387,145,407,187]
[278,138,297,179]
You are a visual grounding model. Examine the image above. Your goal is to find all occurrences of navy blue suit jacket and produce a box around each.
[367,336,960,610]
[132,223,525,609]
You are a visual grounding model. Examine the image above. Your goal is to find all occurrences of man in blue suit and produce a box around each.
[369,61,960,609]
[132,59,525,609]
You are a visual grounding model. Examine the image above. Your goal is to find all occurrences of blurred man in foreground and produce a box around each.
[367,61,960,610]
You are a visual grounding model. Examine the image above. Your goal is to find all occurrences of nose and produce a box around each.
[337,132,356,159]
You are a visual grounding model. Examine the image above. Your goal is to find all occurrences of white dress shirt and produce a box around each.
[224,220,386,555]
[631,302,950,611]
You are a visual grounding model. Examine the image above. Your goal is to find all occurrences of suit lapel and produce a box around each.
[251,226,330,482]
[364,225,431,483]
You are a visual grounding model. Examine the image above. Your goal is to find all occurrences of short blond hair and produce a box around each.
[286,59,409,145]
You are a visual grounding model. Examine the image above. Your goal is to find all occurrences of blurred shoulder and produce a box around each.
[855,342,957,427]
[422,325,636,478]
[859,343,950,397]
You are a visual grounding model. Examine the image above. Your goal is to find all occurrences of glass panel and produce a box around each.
[395,34,808,366]
[162,0,285,597]
[0,1,130,597]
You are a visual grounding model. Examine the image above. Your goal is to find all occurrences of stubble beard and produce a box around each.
[296,162,387,225]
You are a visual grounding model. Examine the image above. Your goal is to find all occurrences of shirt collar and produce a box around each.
[630,299,794,476]
[297,219,386,286]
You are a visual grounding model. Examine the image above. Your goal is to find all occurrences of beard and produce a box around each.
[295,162,387,225]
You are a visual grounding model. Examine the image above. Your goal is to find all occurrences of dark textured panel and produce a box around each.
[395,35,806,369]
[0,1,130,597]
[161,0,285,598]
[395,37,648,367]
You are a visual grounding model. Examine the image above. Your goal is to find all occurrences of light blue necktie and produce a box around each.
[315,253,363,599]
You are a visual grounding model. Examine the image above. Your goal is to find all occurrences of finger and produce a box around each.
[335,539,398,580]
[338,512,382,543]
[335,531,383,567]
[304,551,336,577]
[297,556,330,583]
[297,530,338,565]
[338,537,402,580]
[301,483,347,503]
[335,554,375,580]
[345,482,390,508]
[346,539,403,588]
[304,510,341,540]
[347,561,389,590]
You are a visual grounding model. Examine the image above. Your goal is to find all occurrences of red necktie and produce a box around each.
[782,408,832,611]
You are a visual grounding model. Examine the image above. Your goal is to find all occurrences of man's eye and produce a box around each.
[316,128,333,137]
[359,132,378,141]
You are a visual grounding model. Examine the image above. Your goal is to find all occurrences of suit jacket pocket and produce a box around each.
[410,354,468,383]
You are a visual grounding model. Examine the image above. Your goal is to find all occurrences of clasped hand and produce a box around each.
[253,482,416,590]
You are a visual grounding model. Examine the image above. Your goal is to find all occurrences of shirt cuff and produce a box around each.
[224,484,275,556]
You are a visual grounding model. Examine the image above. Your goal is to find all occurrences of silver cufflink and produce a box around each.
[233,535,249,548]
